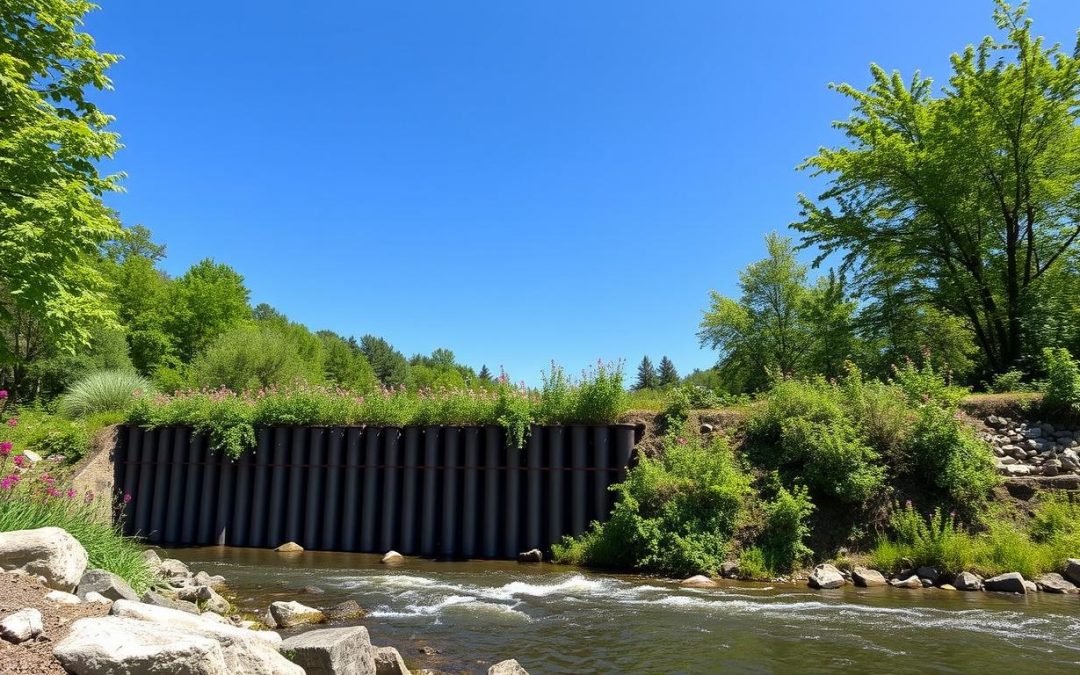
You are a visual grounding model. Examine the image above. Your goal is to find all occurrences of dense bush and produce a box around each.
[747,364,996,511]
[757,485,815,574]
[552,431,751,577]
[127,362,629,457]
[1042,347,1080,416]
[58,370,154,419]
[188,324,319,392]
[989,369,1027,393]
[4,408,93,463]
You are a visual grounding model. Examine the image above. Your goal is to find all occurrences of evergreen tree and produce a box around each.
[658,356,679,387]
[478,364,492,382]
[635,356,658,390]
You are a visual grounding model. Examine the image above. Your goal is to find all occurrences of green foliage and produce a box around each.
[1041,347,1080,416]
[889,358,967,408]
[359,335,409,387]
[737,547,769,581]
[4,408,92,462]
[778,418,883,504]
[871,496,1080,579]
[58,370,154,419]
[128,362,628,458]
[758,485,815,574]
[634,356,658,391]
[909,406,998,508]
[165,259,252,363]
[189,324,316,391]
[989,369,1027,394]
[0,0,125,400]
[795,1,1080,374]
[657,357,679,388]
[552,431,750,577]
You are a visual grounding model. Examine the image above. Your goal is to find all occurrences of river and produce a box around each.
[170,547,1080,674]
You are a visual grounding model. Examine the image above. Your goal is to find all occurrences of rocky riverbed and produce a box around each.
[980,415,1080,477]
[0,528,528,674]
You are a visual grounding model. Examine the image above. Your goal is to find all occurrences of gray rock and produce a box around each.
[1064,558,1080,586]
[54,616,230,675]
[889,575,923,589]
[142,549,163,573]
[143,590,200,614]
[720,561,740,578]
[0,527,88,591]
[1023,580,1038,593]
[952,571,983,591]
[984,572,1027,594]
[915,566,940,583]
[268,600,325,628]
[679,575,718,588]
[851,567,887,587]
[279,626,376,675]
[84,591,113,606]
[1035,573,1077,594]
[0,608,43,644]
[194,571,227,590]
[327,599,366,622]
[375,646,411,675]
[177,584,231,614]
[489,659,530,675]
[159,558,193,587]
[77,568,139,602]
[45,590,82,605]
[109,600,282,648]
[808,564,845,589]
[517,549,543,563]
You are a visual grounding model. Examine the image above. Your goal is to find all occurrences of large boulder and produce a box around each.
[55,617,229,675]
[984,572,1027,594]
[489,659,530,675]
[679,575,718,588]
[108,602,298,674]
[1035,573,1077,593]
[110,600,282,648]
[0,608,43,644]
[279,626,376,675]
[952,571,983,591]
[268,600,326,628]
[77,569,139,602]
[807,564,845,589]
[375,646,411,675]
[1064,558,1080,586]
[0,527,88,591]
[851,567,887,587]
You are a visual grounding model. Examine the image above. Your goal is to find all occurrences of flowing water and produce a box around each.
[170,547,1080,674]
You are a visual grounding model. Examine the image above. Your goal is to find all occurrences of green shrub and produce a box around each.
[779,419,884,503]
[58,370,155,419]
[758,485,815,573]
[870,503,975,573]
[890,358,967,408]
[5,408,91,462]
[909,406,997,507]
[189,324,319,391]
[552,431,750,577]
[990,369,1027,394]
[661,387,692,429]
[737,547,770,580]
[1042,347,1080,416]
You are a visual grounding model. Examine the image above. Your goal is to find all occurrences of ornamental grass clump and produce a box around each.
[58,369,154,419]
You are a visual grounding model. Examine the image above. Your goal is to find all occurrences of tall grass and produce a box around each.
[59,370,155,419]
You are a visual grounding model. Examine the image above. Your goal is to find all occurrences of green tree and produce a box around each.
[317,330,378,392]
[189,323,310,391]
[795,1,1080,375]
[166,259,252,363]
[478,364,493,382]
[657,356,679,388]
[634,356,658,391]
[698,233,817,391]
[803,271,859,380]
[0,0,124,397]
[359,335,409,387]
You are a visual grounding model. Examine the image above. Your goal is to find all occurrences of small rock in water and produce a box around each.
[984,572,1027,594]
[327,599,366,622]
[1035,573,1077,594]
[381,550,405,565]
[301,585,325,595]
[269,600,326,628]
[489,659,530,675]
[938,584,957,591]
[517,549,543,563]
[808,564,845,589]
[679,575,718,588]
[275,541,304,553]
[375,646,410,674]
[851,567,886,587]
[915,566,939,583]
[889,575,923,589]
[952,571,983,591]
[418,645,442,656]
[279,626,375,675]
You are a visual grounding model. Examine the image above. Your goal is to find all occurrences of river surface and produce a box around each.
[169,547,1080,674]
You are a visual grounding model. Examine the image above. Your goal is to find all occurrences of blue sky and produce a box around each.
[86,1,1079,384]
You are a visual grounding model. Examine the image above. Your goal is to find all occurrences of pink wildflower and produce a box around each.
[6,418,15,427]
[13,455,25,468]
[66,488,76,499]
[123,492,132,504]
[45,487,60,498]
[0,441,11,457]
[0,474,19,490]
[0,390,7,399]
[676,437,688,445]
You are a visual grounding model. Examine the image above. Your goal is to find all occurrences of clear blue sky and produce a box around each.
[86,1,1079,384]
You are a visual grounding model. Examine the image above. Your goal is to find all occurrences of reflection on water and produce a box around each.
[169,547,1080,674]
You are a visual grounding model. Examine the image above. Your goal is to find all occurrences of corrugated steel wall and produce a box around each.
[112,424,638,559]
